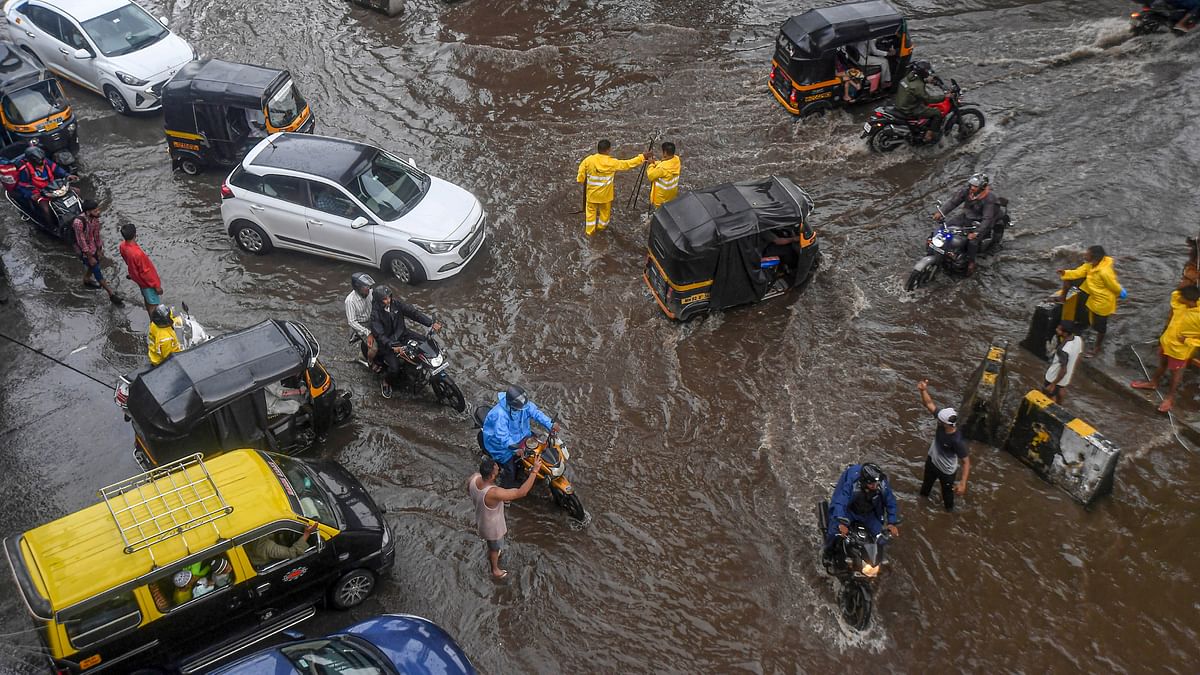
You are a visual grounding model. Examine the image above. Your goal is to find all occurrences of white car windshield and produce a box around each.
[81,3,168,57]
[345,152,428,222]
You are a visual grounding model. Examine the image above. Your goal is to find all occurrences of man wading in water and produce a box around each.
[468,455,542,580]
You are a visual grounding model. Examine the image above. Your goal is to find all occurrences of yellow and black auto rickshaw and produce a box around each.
[162,58,314,175]
[768,0,912,117]
[0,44,78,167]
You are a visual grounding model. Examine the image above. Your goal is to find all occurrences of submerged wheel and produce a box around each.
[179,158,202,176]
[333,395,353,424]
[955,110,985,140]
[840,582,873,631]
[232,220,272,254]
[329,569,375,610]
[870,128,905,153]
[905,269,923,292]
[104,86,131,116]
[431,375,466,412]
[382,251,425,285]
[552,487,586,521]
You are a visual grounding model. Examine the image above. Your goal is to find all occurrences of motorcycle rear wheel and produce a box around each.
[551,486,586,521]
[839,582,873,631]
[955,110,985,140]
[431,374,466,412]
[870,128,906,153]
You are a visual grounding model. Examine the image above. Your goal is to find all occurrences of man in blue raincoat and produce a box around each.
[482,385,559,486]
[823,463,900,558]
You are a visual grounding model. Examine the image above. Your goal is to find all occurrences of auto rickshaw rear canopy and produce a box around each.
[779,0,905,60]
[163,58,291,110]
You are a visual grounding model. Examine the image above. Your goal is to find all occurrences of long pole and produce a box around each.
[626,135,657,209]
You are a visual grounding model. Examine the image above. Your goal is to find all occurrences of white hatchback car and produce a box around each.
[3,0,194,114]
[221,133,487,284]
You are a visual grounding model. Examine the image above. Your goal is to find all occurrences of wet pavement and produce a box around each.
[3,0,1200,672]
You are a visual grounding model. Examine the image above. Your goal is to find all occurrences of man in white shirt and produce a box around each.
[1044,322,1083,403]
[345,272,378,369]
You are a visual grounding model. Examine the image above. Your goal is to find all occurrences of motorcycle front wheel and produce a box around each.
[431,373,466,412]
[905,264,939,291]
[840,582,873,631]
[955,109,986,140]
[870,128,906,153]
[551,486,586,521]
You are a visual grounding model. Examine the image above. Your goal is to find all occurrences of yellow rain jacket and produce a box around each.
[646,155,681,207]
[1160,298,1200,361]
[1061,256,1123,317]
[148,321,180,366]
[576,153,644,204]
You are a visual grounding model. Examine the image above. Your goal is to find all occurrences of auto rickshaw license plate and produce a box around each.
[44,121,59,131]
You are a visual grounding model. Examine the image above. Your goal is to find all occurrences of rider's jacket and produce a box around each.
[369,296,433,348]
[827,464,899,540]
[895,72,942,116]
[17,160,66,196]
[482,391,554,465]
[941,185,1002,236]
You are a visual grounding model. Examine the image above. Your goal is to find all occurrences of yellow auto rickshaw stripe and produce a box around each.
[647,250,713,292]
[643,273,677,319]
[165,129,205,141]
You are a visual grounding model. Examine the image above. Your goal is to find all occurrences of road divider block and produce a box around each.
[960,339,1009,444]
[349,0,404,16]
[1004,390,1119,506]
[1021,289,1082,361]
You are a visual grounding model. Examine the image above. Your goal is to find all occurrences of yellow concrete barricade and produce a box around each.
[1004,390,1119,505]
[961,339,1008,444]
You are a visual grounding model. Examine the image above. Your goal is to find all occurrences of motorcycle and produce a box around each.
[351,321,465,412]
[816,499,890,631]
[1129,1,1193,34]
[472,405,585,521]
[5,176,81,242]
[114,302,211,411]
[905,199,1011,291]
[861,78,985,153]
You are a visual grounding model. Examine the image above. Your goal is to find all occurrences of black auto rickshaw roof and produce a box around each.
[779,0,904,59]
[126,320,311,437]
[651,176,813,263]
[0,44,46,94]
[163,58,290,109]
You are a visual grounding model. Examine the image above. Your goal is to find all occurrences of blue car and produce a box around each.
[209,614,476,675]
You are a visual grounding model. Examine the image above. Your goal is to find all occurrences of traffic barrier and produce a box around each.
[1020,288,1083,361]
[1004,390,1119,506]
[960,339,1009,444]
[349,0,403,16]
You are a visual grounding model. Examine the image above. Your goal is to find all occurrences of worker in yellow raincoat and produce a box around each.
[576,140,644,236]
[1058,245,1124,357]
[645,141,681,209]
[1132,285,1200,413]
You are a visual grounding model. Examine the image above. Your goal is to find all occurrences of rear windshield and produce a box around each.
[262,453,339,528]
[2,80,67,126]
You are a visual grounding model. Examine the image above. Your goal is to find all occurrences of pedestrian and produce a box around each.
[72,199,124,305]
[1058,245,1125,358]
[118,223,162,316]
[645,141,680,209]
[1043,321,1084,403]
[467,455,543,580]
[1179,236,1198,290]
[915,379,971,511]
[1131,285,1200,413]
[575,139,645,236]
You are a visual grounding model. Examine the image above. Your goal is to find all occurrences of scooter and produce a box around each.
[905,199,1011,291]
[5,176,81,242]
[472,405,585,521]
[816,499,890,631]
[351,321,465,412]
[114,302,212,411]
[862,78,986,153]
[1129,1,1193,34]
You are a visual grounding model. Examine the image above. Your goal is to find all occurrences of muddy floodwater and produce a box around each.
[2,0,1200,672]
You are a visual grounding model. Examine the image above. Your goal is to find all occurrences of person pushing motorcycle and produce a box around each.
[823,463,900,567]
[482,385,559,487]
[895,60,944,143]
[933,172,1001,276]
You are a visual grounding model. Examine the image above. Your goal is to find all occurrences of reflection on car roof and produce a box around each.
[249,133,374,186]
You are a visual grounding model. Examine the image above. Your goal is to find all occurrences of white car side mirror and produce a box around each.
[159,15,169,25]
[350,216,370,229]
[408,157,417,168]
[72,48,91,60]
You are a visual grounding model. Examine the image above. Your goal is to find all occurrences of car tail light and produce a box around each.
[220,182,233,199]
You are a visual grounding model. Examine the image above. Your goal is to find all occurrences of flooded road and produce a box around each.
[3,0,1200,671]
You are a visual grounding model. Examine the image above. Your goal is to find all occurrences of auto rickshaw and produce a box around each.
[768,0,912,117]
[162,58,315,175]
[0,44,78,168]
[643,176,821,321]
[117,319,351,469]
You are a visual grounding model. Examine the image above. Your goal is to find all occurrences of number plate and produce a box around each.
[64,195,79,207]
[862,122,872,133]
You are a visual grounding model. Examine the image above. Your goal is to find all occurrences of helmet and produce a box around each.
[351,272,375,294]
[505,385,528,411]
[372,285,392,303]
[968,172,990,189]
[910,60,933,78]
[859,463,885,488]
[23,146,45,162]
[151,304,173,328]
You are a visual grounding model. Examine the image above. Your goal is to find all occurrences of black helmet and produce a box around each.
[968,172,990,189]
[910,60,933,78]
[371,285,392,303]
[151,304,173,328]
[859,463,885,488]
[351,272,375,294]
[505,385,528,411]
[24,146,45,162]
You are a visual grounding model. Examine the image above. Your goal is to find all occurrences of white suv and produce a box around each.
[221,133,487,284]
[4,0,194,114]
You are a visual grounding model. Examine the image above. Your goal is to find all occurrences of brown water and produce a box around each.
[2,0,1200,672]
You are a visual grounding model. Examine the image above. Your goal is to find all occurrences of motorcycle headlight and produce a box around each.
[410,238,457,254]
[550,465,564,477]
[861,561,880,577]
[115,71,148,87]
[429,354,445,367]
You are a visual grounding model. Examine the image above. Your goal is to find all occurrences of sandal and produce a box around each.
[1130,381,1157,390]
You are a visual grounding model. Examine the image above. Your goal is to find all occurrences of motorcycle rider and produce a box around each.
[895,60,944,143]
[933,173,1002,275]
[823,463,900,566]
[345,272,379,371]
[368,284,441,399]
[1166,0,1200,32]
[482,385,560,487]
[16,145,71,228]
[147,304,180,367]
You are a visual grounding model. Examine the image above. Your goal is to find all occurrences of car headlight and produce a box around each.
[116,72,148,87]
[410,238,457,254]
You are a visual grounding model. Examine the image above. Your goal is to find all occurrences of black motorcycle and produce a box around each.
[1129,1,1192,34]
[5,176,81,242]
[905,200,1011,291]
[817,500,890,631]
[352,322,465,412]
[862,79,985,153]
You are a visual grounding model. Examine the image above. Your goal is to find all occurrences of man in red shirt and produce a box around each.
[118,223,163,316]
